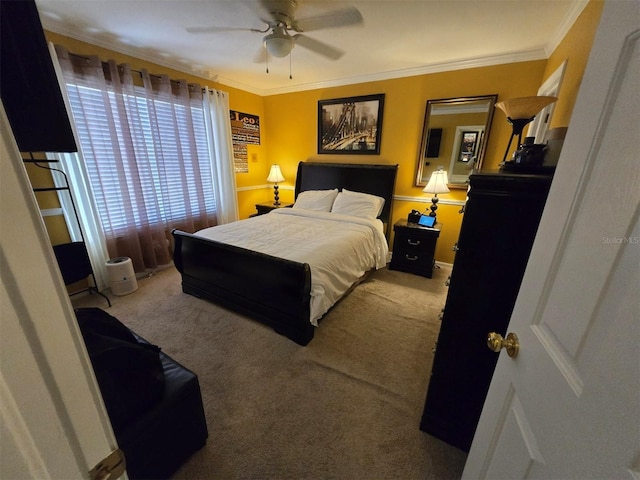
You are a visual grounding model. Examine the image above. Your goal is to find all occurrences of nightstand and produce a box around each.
[389,219,441,278]
[253,203,293,216]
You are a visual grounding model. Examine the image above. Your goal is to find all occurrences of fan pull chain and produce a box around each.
[289,51,292,79]
[266,48,269,74]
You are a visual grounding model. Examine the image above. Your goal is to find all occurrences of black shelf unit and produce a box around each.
[4,0,110,307]
[25,154,110,307]
[420,170,553,452]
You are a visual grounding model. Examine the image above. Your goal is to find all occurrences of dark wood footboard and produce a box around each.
[171,161,397,345]
[172,229,314,345]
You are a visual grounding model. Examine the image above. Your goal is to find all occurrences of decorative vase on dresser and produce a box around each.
[419,170,554,452]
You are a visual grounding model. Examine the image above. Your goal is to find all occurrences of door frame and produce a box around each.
[526,60,566,143]
[0,103,120,478]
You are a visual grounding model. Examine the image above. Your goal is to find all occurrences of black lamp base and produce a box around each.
[429,195,439,217]
[502,116,536,163]
[272,184,281,206]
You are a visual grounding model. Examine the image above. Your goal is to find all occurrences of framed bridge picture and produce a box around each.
[318,94,385,154]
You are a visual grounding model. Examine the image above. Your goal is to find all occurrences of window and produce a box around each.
[65,82,216,235]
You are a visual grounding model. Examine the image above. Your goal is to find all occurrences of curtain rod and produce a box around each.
[68,52,215,93]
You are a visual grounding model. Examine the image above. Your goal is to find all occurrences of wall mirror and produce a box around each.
[415,95,498,188]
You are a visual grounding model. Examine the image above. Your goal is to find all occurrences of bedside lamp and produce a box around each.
[423,166,450,219]
[495,96,558,163]
[267,164,285,206]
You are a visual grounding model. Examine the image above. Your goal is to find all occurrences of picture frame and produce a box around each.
[318,94,385,154]
[458,130,479,162]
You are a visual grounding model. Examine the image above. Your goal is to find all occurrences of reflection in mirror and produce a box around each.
[415,95,498,188]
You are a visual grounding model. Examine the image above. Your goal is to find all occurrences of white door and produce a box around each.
[463,2,640,478]
[0,104,124,478]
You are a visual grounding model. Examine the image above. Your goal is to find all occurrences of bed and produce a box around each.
[171,161,398,345]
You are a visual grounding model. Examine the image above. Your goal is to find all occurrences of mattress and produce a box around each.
[194,208,389,325]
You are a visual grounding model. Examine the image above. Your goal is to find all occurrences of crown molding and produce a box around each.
[544,0,590,56]
[41,21,262,93]
[255,49,548,96]
[44,20,547,98]
[42,0,587,98]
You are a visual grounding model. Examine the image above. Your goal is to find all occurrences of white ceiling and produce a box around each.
[36,0,587,96]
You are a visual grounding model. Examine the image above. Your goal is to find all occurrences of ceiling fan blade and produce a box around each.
[292,6,363,33]
[186,25,257,34]
[293,34,344,60]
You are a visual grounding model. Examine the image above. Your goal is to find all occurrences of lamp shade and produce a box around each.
[495,96,559,163]
[267,164,285,183]
[423,167,450,195]
[495,96,557,120]
[264,33,294,58]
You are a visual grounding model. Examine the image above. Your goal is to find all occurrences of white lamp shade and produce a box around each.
[264,33,294,58]
[423,168,450,194]
[495,96,557,119]
[267,164,285,183]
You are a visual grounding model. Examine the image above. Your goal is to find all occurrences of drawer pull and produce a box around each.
[452,243,459,252]
[407,239,421,246]
[445,276,451,286]
[405,254,419,261]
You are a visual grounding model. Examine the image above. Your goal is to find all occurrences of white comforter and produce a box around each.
[194,208,389,325]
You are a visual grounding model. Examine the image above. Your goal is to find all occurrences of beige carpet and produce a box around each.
[74,263,467,479]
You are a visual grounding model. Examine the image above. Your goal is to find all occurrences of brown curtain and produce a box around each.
[55,45,217,272]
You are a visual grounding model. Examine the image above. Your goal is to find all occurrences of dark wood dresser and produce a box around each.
[390,219,441,278]
[420,171,553,451]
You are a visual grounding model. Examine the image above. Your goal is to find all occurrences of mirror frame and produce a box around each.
[415,94,498,189]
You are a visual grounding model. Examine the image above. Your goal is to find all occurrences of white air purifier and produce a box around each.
[106,257,138,296]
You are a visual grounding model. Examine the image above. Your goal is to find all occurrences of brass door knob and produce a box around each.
[487,332,520,358]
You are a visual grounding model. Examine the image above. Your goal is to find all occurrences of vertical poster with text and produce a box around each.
[230,110,260,173]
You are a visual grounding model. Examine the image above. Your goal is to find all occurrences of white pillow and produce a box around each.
[292,189,339,212]
[331,189,385,219]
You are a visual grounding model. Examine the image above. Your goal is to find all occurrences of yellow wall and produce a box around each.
[41,0,603,264]
[264,61,547,263]
[263,0,603,264]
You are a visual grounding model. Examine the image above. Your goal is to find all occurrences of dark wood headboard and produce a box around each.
[294,162,398,239]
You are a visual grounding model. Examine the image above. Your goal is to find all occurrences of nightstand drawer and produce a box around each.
[390,250,435,275]
[393,230,436,253]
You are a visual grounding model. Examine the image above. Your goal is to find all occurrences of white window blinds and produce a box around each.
[65,83,216,234]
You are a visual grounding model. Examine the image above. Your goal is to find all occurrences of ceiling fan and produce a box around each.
[186,0,363,62]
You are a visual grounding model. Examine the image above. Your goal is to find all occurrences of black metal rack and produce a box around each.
[24,153,110,307]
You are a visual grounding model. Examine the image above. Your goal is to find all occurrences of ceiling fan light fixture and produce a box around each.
[264,32,294,57]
